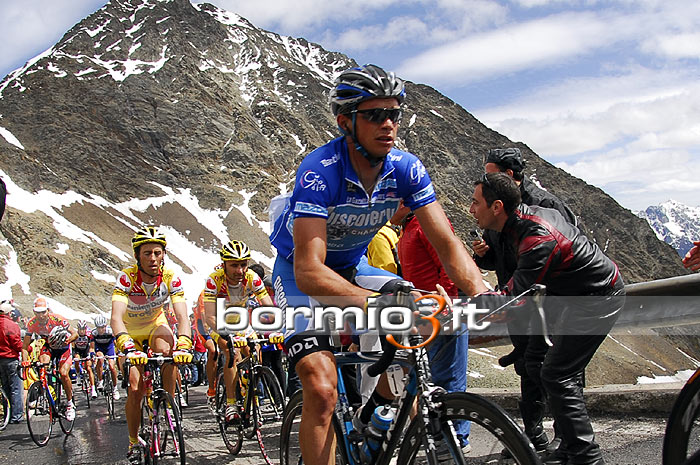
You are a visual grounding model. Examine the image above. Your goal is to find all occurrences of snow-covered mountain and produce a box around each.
[637,200,700,258]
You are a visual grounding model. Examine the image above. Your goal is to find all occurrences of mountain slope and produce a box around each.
[637,200,700,258]
[0,0,687,319]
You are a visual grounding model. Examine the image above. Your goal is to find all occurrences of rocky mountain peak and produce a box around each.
[0,0,688,317]
[637,199,700,257]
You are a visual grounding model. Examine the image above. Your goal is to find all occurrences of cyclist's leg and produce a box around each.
[57,347,74,402]
[95,351,104,385]
[205,337,216,393]
[150,322,176,397]
[86,358,96,388]
[274,255,339,465]
[125,362,145,443]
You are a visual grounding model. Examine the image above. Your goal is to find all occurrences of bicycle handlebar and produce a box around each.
[366,282,413,377]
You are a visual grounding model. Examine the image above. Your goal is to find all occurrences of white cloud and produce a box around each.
[396,11,631,84]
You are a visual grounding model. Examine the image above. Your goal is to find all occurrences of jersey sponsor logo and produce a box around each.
[206,277,217,291]
[327,205,395,228]
[118,273,130,288]
[172,277,182,288]
[376,178,398,190]
[320,153,340,167]
[299,170,327,191]
[412,184,435,203]
[388,153,403,162]
[253,277,262,287]
[409,160,426,186]
[294,202,327,216]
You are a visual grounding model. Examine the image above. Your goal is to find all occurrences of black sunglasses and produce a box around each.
[352,107,403,124]
[481,173,493,190]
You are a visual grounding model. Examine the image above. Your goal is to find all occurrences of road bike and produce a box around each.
[279,283,543,465]
[215,334,286,463]
[125,348,186,464]
[96,354,119,420]
[76,357,95,409]
[0,384,9,430]
[663,367,700,464]
[23,360,75,446]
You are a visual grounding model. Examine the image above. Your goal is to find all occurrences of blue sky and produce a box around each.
[1,0,699,211]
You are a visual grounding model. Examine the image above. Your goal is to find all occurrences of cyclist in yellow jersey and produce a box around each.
[110,226,193,465]
[203,240,276,423]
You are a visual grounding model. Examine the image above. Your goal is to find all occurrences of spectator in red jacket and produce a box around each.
[683,241,700,271]
[397,212,471,453]
[0,299,23,423]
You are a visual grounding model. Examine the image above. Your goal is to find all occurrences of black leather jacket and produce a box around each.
[487,204,619,296]
[475,176,577,286]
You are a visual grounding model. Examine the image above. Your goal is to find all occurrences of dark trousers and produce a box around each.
[540,281,625,464]
[0,357,23,422]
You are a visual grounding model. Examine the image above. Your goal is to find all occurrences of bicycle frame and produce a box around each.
[333,340,458,465]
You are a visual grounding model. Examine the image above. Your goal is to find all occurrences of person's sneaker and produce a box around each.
[113,388,121,400]
[91,386,98,399]
[127,443,142,465]
[97,379,104,391]
[225,404,240,424]
[207,391,216,414]
[436,441,471,461]
[65,401,76,422]
[179,394,188,408]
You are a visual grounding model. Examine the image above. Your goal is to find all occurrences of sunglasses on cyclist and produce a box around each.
[352,107,403,124]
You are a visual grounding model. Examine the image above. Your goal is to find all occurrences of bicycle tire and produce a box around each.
[257,365,286,422]
[140,398,155,465]
[216,372,243,454]
[174,381,183,420]
[82,371,91,409]
[0,386,9,430]
[153,391,186,465]
[279,390,349,465]
[663,370,700,464]
[397,391,539,465]
[26,381,53,446]
[56,377,74,435]
[103,370,115,420]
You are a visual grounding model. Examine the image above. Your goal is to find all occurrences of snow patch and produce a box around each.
[0,126,25,149]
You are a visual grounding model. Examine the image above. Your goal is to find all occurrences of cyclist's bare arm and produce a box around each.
[204,300,217,334]
[172,300,191,339]
[293,216,374,307]
[66,326,78,345]
[414,202,488,296]
[21,333,32,362]
[110,300,129,336]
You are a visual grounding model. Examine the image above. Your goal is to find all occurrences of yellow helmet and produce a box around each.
[220,240,251,261]
[132,226,167,251]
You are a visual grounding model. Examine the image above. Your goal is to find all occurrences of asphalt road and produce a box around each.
[0,383,670,464]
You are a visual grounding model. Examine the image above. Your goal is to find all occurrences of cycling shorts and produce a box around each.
[95,343,115,357]
[73,347,90,359]
[125,312,171,351]
[273,254,401,369]
[46,345,73,366]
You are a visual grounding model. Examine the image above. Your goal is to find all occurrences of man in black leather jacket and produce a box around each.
[470,172,625,465]
[474,148,577,455]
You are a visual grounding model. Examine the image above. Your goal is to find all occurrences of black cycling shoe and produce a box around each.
[127,444,142,465]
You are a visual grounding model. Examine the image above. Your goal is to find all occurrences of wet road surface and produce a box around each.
[0,383,670,464]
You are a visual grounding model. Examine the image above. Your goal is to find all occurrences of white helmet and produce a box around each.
[48,326,69,349]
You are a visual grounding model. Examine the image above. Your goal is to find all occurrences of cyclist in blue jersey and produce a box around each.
[92,315,121,400]
[269,64,487,465]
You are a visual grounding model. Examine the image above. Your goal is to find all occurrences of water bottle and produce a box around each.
[361,405,395,462]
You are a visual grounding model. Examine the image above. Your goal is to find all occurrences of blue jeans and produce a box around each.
[0,357,23,422]
[427,327,470,446]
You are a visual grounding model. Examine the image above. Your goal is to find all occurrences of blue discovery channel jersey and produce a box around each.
[270,136,437,270]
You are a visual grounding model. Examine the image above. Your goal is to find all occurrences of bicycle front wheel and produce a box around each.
[663,371,700,464]
[397,392,540,465]
[216,372,243,454]
[82,373,91,409]
[279,390,348,465]
[26,381,53,446]
[53,380,74,435]
[103,370,115,420]
[0,386,9,430]
[153,392,185,465]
